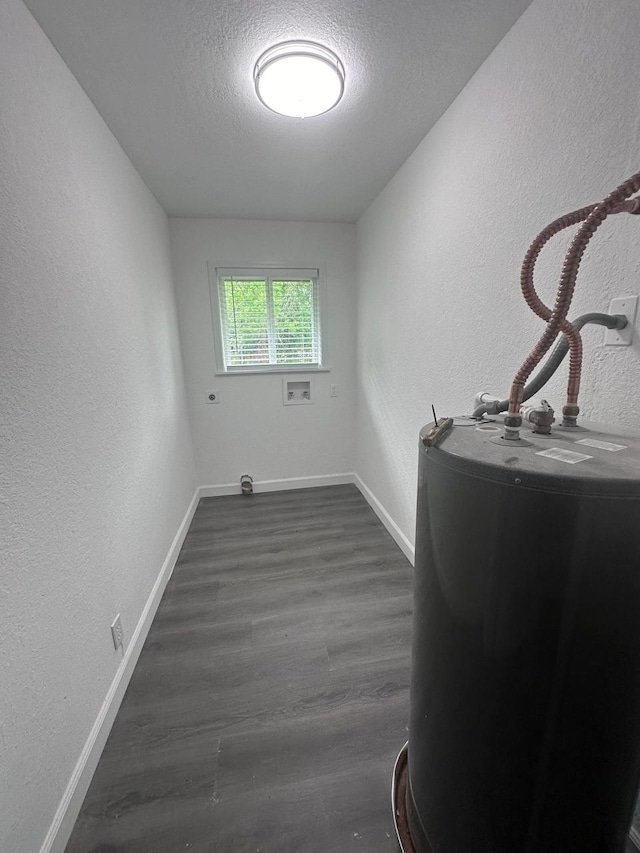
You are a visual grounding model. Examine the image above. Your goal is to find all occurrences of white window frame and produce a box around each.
[208,263,330,375]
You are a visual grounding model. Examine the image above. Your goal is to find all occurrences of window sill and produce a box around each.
[216,366,331,376]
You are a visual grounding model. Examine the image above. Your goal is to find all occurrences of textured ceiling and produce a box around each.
[23,0,532,221]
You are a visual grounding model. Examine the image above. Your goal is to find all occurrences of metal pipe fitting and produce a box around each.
[503,414,522,441]
[523,399,555,435]
[562,404,580,427]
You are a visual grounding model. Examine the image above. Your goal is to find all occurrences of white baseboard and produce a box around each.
[40,473,410,853]
[199,472,354,497]
[353,474,415,565]
[201,472,415,564]
[40,487,201,853]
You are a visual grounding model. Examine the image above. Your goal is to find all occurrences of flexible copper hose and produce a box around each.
[519,204,596,404]
[521,204,596,322]
[519,198,640,412]
[521,198,640,324]
[508,176,640,418]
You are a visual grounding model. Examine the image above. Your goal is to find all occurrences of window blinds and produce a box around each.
[217,269,321,370]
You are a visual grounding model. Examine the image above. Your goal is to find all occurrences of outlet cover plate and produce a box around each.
[604,296,638,346]
[111,614,124,650]
[206,391,221,404]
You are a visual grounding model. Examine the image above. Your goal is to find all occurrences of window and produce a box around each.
[211,267,325,373]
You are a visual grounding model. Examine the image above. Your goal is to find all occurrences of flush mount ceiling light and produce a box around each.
[254,41,345,118]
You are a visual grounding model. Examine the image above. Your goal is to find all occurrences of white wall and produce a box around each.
[355,0,640,549]
[170,219,356,486]
[0,2,196,851]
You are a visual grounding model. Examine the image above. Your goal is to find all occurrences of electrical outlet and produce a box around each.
[604,296,638,346]
[330,384,338,397]
[111,614,124,650]
[206,391,221,404]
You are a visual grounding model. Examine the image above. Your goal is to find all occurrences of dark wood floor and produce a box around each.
[65,484,413,853]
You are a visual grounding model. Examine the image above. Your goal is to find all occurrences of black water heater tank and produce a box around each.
[408,419,640,853]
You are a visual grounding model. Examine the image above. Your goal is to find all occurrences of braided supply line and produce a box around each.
[507,172,640,432]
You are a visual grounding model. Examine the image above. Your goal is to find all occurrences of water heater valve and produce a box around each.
[522,399,555,435]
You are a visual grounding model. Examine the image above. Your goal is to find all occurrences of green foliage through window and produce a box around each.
[217,270,321,370]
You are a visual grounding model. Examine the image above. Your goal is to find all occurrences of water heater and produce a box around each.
[406,418,640,852]
[393,171,640,853]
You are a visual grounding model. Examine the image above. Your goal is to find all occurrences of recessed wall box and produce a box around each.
[283,379,313,405]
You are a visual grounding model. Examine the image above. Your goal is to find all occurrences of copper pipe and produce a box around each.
[508,177,640,418]
[519,197,640,410]
[518,206,594,415]
[519,204,595,406]
[522,198,640,325]
[521,204,596,322]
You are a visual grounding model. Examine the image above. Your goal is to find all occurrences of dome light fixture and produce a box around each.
[254,41,345,118]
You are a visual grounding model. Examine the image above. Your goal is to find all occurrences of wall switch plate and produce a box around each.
[111,614,124,650]
[206,391,221,404]
[330,384,338,397]
[604,296,638,346]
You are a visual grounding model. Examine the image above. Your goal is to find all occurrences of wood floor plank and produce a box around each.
[65,485,413,853]
[214,696,408,797]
